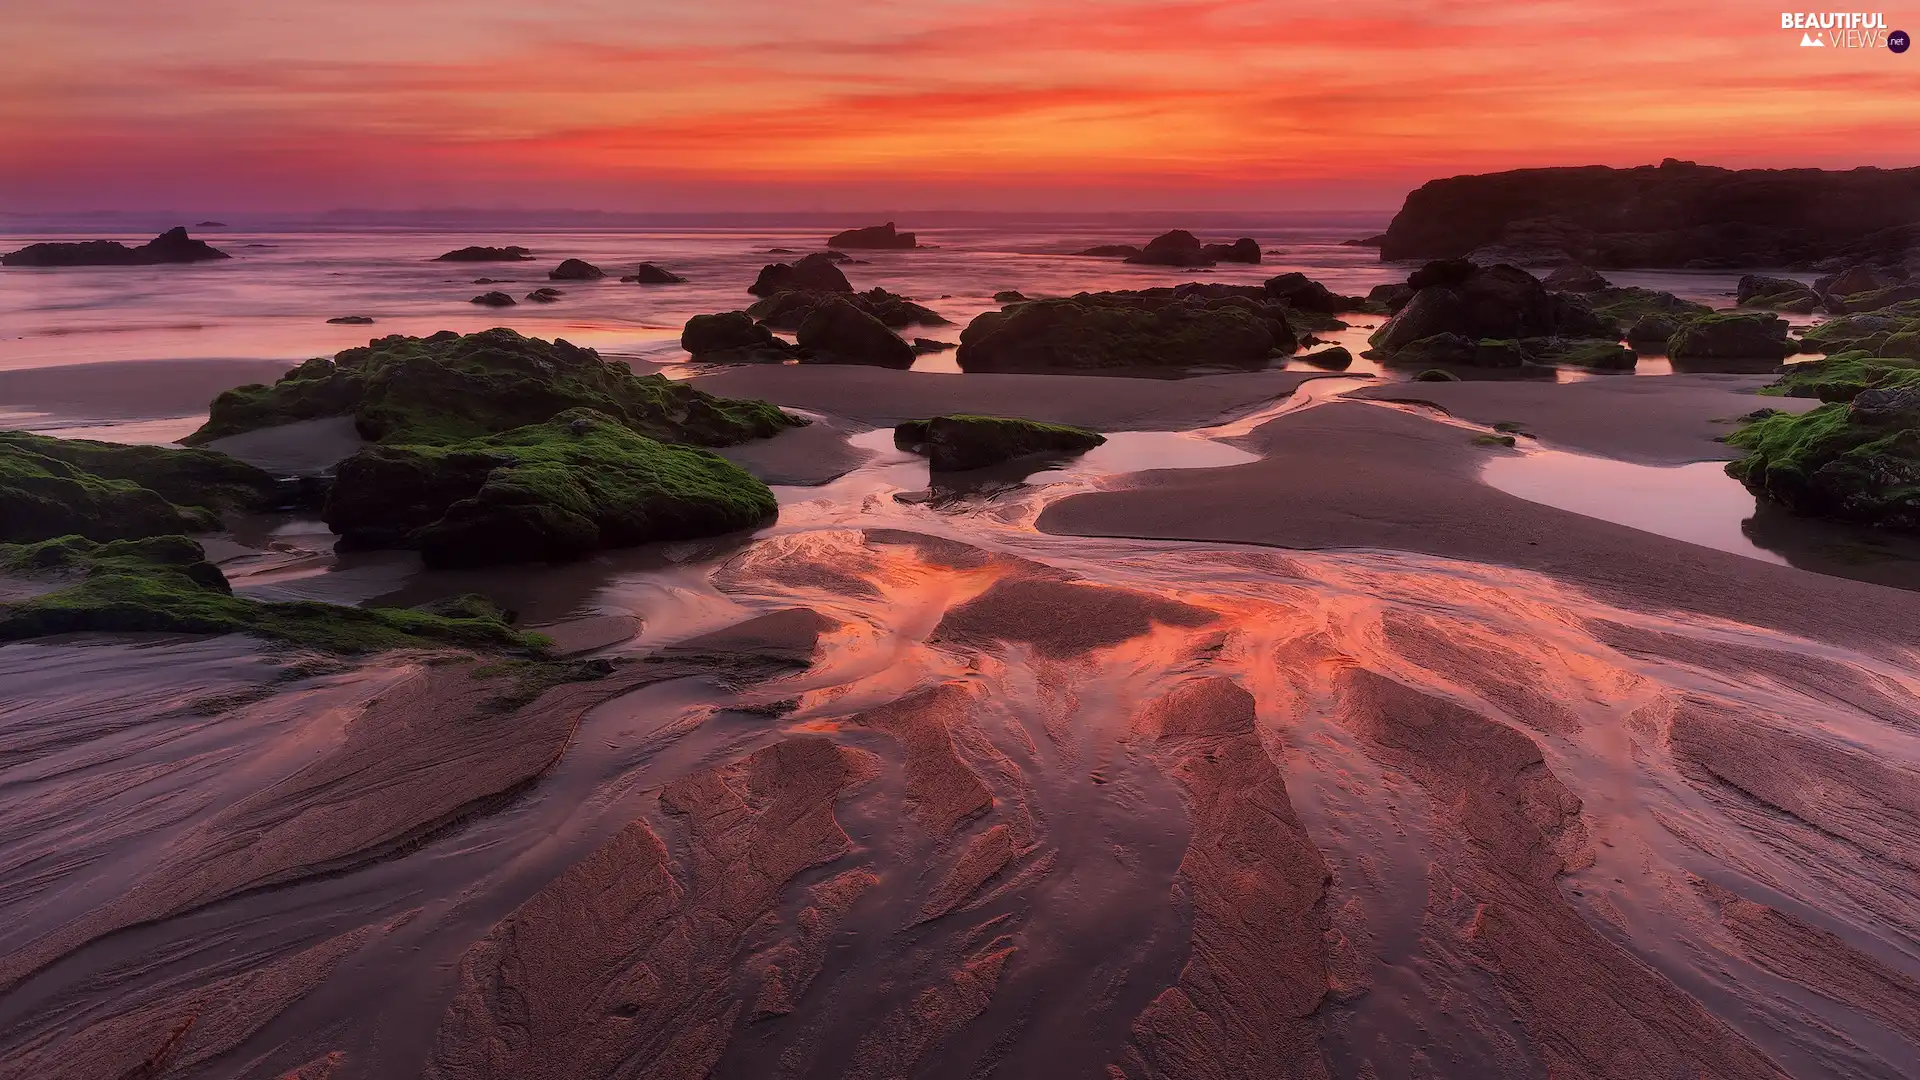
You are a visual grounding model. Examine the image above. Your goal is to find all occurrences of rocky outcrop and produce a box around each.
[1796,300,1920,353]
[1727,390,1920,532]
[548,258,604,281]
[1584,286,1713,324]
[186,328,799,448]
[525,287,563,303]
[1126,230,1212,267]
[1765,354,1920,402]
[1829,283,1920,314]
[993,290,1028,304]
[1666,312,1797,363]
[1201,238,1261,264]
[1379,160,1920,269]
[955,289,1295,374]
[1341,233,1386,247]
[622,262,687,284]
[327,315,375,324]
[0,430,282,545]
[1298,346,1353,370]
[681,312,800,364]
[1543,264,1611,292]
[1264,272,1365,314]
[893,415,1105,471]
[323,410,779,567]
[1369,261,1618,359]
[470,291,516,306]
[1736,274,1820,313]
[1073,244,1142,258]
[749,253,853,297]
[435,246,534,262]
[828,222,918,249]
[1,227,230,267]
[1816,265,1900,301]
[795,300,916,369]
[748,286,946,330]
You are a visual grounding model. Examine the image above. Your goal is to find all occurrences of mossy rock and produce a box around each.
[747,287,946,330]
[0,535,545,653]
[1744,289,1821,314]
[1522,337,1636,371]
[1,447,217,545]
[1667,312,1796,362]
[323,409,779,568]
[1726,400,1920,532]
[1472,433,1518,448]
[1585,287,1712,323]
[1795,302,1920,353]
[1412,369,1461,382]
[1382,333,1478,368]
[893,415,1105,472]
[1762,353,1920,402]
[1,429,279,512]
[185,328,801,448]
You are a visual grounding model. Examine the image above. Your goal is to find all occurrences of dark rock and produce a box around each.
[795,300,916,369]
[1830,283,1920,314]
[748,287,945,330]
[436,246,534,262]
[1584,286,1712,323]
[622,262,686,284]
[1727,396,1920,532]
[1264,272,1364,313]
[1,227,231,267]
[749,253,852,297]
[681,311,799,364]
[549,258,605,281]
[893,415,1104,472]
[195,221,227,227]
[1371,262,1617,356]
[1125,230,1213,267]
[471,278,507,284]
[1667,312,1796,362]
[1367,283,1414,313]
[1201,238,1261,264]
[1413,369,1462,382]
[765,247,799,254]
[1073,244,1143,258]
[1543,264,1611,292]
[1524,337,1636,370]
[912,338,957,354]
[1626,313,1683,349]
[1298,346,1353,370]
[327,315,375,325]
[1340,234,1387,247]
[1,430,279,544]
[820,250,854,262]
[1814,265,1897,299]
[471,291,517,307]
[525,287,564,303]
[1380,162,1920,269]
[828,222,918,249]
[993,290,1028,304]
[1849,385,1920,426]
[957,290,1289,374]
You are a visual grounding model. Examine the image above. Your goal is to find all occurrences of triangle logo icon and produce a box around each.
[1800,31,1825,45]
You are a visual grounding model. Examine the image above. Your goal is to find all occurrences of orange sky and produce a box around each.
[3,0,1916,211]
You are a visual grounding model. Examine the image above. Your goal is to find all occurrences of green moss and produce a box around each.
[1492,421,1530,434]
[1585,287,1713,323]
[1795,302,1920,353]
[0,535,548,653]
[955,294,1285,373]
[1521,337,1636,370]
[1762,353,1920,402]
[324,408,778,568]
[1667,311,1796,362]
[185,328,802,448]
[0,430,279,511]
[1472,433,1518,448]
[470,656,614,710]
[893,414,1106,471]
[1726,405,1920,531]
[2,445,220,544]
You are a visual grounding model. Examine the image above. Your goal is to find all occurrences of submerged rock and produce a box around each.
[1666,312,1797,362]
[471,291,516,307]
[956,290,1293,374]
[912,338,957,354]
[1264,272,1365,314]
[795,300,916,369]
[1125,230,1212,267]
[549,258,605,281]
[893,415,1105,472]
[828,222,918,249]
[1201,238,1261,264]
[324,409,780,568]
[1298,346,1353,370]
[1,227,230,267]
[1073,244,1142,259]
[749,253,853,297]
[186,328,800,448]
[993,290,1028,304]
[623,262,687,284]
[436,246,534,262]
[327,315,375,324]
[525,287,564,303]
[681,311,799,364]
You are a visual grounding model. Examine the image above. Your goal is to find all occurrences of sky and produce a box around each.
[2,0,1916,213]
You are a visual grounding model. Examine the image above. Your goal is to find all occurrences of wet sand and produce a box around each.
[4,363,1918,1080]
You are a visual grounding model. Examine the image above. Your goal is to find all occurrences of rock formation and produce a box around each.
[548,258,604,281]
[750,253,853,297]
[1,227,230,267]
[893,415,1105,471]
[828,222,919,249]
[436,246,534,262]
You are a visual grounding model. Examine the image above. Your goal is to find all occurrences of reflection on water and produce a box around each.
[1482,447,1920,591]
